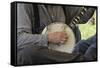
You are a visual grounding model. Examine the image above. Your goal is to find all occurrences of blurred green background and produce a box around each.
[79,23,96,40]
[78,11,96,40]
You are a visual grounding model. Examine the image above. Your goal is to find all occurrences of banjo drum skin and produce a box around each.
[42,22,76,53]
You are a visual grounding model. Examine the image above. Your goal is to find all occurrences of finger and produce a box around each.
[61,39,67,43]
[60,41,65,44]
[63,38,67,41]
[62,32,67,35]
[61,32,68,37]
[62,35,68,41]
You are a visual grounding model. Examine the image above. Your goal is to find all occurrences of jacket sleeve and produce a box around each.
[17,3,48,49]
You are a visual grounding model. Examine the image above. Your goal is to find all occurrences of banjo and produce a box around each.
[42,22,76,53]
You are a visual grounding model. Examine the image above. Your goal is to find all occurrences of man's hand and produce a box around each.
[48,32,68,44]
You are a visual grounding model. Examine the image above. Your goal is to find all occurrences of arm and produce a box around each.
[17,4,48,49]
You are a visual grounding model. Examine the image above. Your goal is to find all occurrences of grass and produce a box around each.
[78,23,96,40]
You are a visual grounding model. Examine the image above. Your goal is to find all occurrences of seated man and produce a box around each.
[17,3,96,65]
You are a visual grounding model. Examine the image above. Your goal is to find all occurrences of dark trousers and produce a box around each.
[73,34,97,61]
[17,45,79,65]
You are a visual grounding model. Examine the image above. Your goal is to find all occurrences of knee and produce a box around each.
[73,40,89,54]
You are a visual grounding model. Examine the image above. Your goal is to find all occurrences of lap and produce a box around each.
[17,45,79,65]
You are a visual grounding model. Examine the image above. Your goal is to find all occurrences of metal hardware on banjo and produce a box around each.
[42,22,75,53]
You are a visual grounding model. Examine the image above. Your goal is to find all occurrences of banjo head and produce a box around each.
[42,22,76,53]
